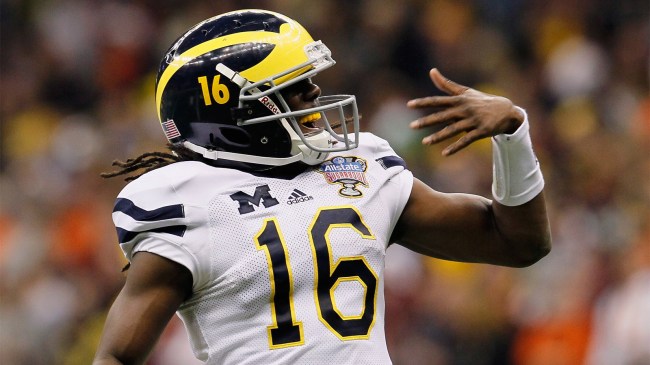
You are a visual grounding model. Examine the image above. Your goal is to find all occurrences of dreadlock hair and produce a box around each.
[100,143,199,181]
[102,142,312,183]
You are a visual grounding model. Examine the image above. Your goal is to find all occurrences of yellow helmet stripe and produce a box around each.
[238,23,314,84]
[156,23,314,123]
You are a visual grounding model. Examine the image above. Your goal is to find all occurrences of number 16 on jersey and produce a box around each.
[254,206,379,349]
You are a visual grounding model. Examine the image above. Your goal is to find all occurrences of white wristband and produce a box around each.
[491,108,544,206]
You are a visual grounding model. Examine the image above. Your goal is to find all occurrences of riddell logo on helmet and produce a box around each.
[259,96,281,115]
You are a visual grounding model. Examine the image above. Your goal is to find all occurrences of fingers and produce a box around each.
[406,68,490,156]
[407,69,471,108]
[441,129,484,156]
[409,106,463,129]
[414,116,490,156]
[419,118,475,146]
[407,95,461,109]
[429,68,469,96]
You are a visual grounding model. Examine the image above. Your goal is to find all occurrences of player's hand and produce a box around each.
[407,68,524,156]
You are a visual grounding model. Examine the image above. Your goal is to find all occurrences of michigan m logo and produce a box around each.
[230,185,279,214]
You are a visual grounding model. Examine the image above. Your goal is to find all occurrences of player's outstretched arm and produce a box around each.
[393,69,551,267]
[93,252,193,365]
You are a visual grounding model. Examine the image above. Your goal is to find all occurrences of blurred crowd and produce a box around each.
[1,0,648,364]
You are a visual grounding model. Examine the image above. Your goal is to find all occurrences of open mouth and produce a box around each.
[299,112,322,130]
[297,113,361,135]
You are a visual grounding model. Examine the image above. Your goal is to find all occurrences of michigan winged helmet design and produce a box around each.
[155,9,360,168]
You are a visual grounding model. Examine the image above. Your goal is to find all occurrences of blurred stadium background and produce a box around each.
[1,0,648,364]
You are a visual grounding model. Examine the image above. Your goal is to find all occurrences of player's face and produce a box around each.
[282,78,321,108]
[281,79,323,135]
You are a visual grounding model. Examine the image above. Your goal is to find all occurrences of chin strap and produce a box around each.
[183,142,305,166]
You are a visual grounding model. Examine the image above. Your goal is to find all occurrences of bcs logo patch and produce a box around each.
[319,156,368,197]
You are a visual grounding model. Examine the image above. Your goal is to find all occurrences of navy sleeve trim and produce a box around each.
[116,225,187,244]
[376,156,407,170]
[113,198,185,221]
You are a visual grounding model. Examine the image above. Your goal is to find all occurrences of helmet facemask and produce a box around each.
[227,40,360,166]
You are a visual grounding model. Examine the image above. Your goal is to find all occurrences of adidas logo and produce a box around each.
[286,189,314,205]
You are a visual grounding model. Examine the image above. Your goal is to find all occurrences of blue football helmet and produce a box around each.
[155,9,360,168]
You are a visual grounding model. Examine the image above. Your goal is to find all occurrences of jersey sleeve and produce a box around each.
[368,133,414,238]
[111,172,209,291]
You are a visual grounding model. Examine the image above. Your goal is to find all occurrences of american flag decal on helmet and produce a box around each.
[162,119,181,140]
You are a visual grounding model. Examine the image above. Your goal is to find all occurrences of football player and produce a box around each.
[94,9,550,365]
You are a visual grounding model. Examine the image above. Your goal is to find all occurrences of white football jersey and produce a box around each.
[112,133,414,364]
